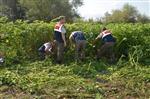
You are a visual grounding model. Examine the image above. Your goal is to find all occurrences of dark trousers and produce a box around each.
[75,40,86,61]
[56,41,64,63]
[97,42,115,61]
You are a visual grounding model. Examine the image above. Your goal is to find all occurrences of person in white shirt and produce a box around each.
[38,41,55,60]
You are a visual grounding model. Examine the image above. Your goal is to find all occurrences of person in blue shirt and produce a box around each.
[95,27,116,62]
[69,31,87,61]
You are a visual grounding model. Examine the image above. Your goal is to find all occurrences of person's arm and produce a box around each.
[61,25,67,47]
[69,33,74,43]
[93,33,102,47]
[69,34,72,40]
[61,33,66,47]
[96,33,102,40]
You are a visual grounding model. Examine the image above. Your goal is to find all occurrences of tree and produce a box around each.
[19,0,83,21]
[110,10,124,23]
[122,3,138,22]
[0,0,25,20]
[102,3,150,23]
[102,12,111,23]
[137,14,150,23]
[0,0,17,20]
[0,0,83,21]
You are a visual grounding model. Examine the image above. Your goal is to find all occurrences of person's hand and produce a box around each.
[93,45,96,48]
[45,49,51,54]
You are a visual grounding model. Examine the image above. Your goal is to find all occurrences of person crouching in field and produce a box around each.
[38,41,55,60]
[69,31,87,62]
[95,27,116,63]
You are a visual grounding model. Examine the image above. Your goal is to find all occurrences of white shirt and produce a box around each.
[0,57,4,63]
[61,25,66,34]
[44,42,52,52]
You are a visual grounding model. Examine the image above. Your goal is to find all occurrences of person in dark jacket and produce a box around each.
[69,31,86,61]
[38,41,55,60]
[95,27,116,62]
[54,16,66,64]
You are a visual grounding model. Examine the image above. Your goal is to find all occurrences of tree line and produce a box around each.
[102,3,150,23]
[0,0,83,21]
[0,0,149,23]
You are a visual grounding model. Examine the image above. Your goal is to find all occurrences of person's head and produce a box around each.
[101,27,107,32]
[59,16,66,24]
[44,39,49,43]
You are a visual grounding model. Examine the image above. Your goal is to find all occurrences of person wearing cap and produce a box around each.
[69,31,86,61]
[95,27,116,62]
[54,16,66,64]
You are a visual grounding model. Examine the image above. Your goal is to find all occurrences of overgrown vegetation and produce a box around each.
[0,17,150,98]
[0,1,149,23]
[0,17,149,63]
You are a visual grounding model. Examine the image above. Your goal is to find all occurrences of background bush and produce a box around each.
[0,17,149,64]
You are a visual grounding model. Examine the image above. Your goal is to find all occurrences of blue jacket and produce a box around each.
[72,31,86,41]
[102,34,115,43]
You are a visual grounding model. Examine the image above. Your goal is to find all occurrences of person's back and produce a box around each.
[95,27,115,63]
[38,42,53,60]
[101,30,115,43]
[72,31,86,42]
[69,31,86,61]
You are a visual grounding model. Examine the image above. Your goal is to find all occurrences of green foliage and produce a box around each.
[0,0,25,20]
[0,17,149,98]
[0,17,150,64]
[18,0,82,21]
[0,0,82,21]
[103,3,150,23]
[0,60,102,98]
[0,58,149,98]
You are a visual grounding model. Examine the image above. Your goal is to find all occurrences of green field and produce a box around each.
[0,17,150,98]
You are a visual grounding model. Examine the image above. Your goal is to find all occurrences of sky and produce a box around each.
[78,0,150,19]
